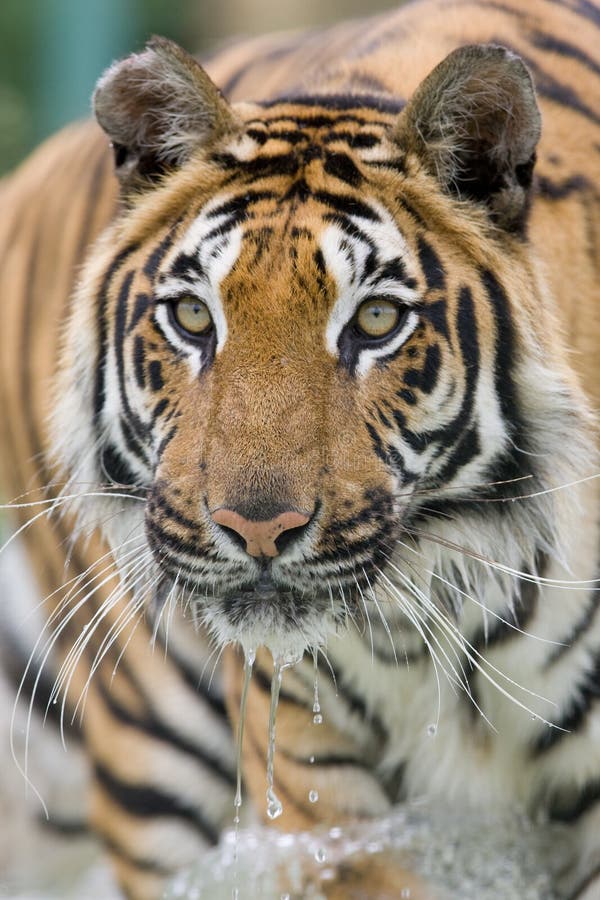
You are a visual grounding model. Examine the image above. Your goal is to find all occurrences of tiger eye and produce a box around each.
[172,297,212,336]
[355,298,400,338]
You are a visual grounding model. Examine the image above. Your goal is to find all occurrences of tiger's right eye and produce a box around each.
[171,297,213,337]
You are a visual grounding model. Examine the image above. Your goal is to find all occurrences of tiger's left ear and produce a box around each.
[93,37,240,195]
[394,44,541,233]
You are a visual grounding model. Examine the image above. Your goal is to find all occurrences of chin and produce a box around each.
[200,591,339,661]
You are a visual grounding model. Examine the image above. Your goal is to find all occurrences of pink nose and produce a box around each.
[211,508,311,558]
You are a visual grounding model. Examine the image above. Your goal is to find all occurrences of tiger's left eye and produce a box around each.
[355,298,400,339]
[172,297,213,336]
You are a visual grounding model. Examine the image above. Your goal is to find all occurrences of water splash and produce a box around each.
[164,804,573,900]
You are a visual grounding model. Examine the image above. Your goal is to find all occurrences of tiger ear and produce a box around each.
[93,37,239,195]
[394,44,541,233]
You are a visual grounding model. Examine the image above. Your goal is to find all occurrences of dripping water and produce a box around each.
[312,648,322,725]
[266,658,284,819]
[232,647,255,898]
[266,653,302,820]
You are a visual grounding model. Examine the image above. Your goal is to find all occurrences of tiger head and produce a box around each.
[53,38,592,659]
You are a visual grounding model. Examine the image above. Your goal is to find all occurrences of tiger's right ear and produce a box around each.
[93,37,240,195]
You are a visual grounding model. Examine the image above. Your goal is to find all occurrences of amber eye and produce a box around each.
[355,298,401,339]
[171,297,212,336]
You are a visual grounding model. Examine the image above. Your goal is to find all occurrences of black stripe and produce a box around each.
[128,293,150,333]
[143,228,176,281]
[133,335,146,389]
[214,151,299,179]
[96,678,234,785]
[423,285,479,484]
[147,488,202,532]
[151,397,169,421]
[548,778,600,823]
[100,442,142,489]
[325,659,388,741]
[0,629,82,739]
[314,189,380,221]
[39,815,89,836]
[545,591,600,666]
[533,646,600,755]
[261,93,403,114]
[543,0,600,28]
[323,151,364,186]
[511,47,600,127]
[323,130,381,149]
[537,174,593,200]
[93,246,139,431]
[530,30,600,78]
[148,360,164,392]
[403,343,441,394]
[94,761,220,844]
[113,269,152,458]
[481,268,520,430]
[468,576,539,659]
[417,237,445,292]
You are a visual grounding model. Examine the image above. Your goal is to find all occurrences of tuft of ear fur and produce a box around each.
[93,36,239,195]
[394,44,541,233]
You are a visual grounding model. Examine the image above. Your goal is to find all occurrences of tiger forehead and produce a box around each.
[215,102,394,179]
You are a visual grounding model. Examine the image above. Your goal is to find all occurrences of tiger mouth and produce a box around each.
[231,568,296,604]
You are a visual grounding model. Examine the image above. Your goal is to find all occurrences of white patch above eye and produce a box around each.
[322,203,420,375]
[154,194,243,363]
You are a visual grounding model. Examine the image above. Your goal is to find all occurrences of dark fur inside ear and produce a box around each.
[394,44,541,233]
[94,37,239,195]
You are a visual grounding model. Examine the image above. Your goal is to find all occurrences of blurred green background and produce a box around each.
[0,0,398,178]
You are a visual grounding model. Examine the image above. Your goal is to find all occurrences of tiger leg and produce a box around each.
[224,647,436,900]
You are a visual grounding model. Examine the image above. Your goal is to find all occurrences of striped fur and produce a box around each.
[0,1,599,897]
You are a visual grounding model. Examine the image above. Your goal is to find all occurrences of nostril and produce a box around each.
[273,520,311,554]
[214,522,247,552]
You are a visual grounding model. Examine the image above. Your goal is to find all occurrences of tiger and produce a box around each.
[0,0,599,897]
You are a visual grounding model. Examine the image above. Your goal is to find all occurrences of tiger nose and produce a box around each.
[211,508,311,558]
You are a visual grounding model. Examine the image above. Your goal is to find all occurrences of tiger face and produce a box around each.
[54,38,584,658]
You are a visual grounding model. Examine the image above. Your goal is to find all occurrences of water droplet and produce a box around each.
[313,713,323,725]
[401,889,411,899]
[315,847,327,863]
[329,826,342,839]
[309,755,315,764]
[266,789,283,820]
[309,790,319,803]
[427,723,437,736]
[52,698,57,705]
